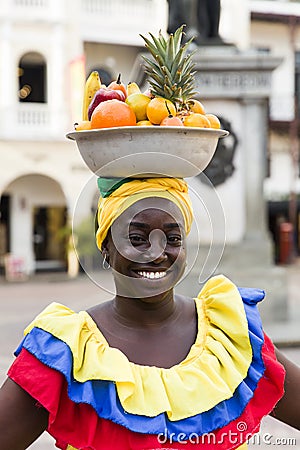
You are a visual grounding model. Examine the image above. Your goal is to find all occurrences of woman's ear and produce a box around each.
[101,236,109,255]
[101,236,111,264]
[101,229,112,253]
[101,239,111,270]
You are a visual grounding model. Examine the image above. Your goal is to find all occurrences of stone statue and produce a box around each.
[167,0,222,45]
[201,116,238,187]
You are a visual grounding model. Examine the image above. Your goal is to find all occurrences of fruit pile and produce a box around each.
[75,26,221,131]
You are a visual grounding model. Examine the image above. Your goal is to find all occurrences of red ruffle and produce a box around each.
[8,334,285,450]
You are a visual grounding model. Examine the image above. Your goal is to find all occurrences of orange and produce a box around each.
[188,99,206,115]
[205,113,221,129]
[74,120,92,131]
[160,115,183,126]
[183,113,211,128]
[146,97,176,125]
[91,99,136,129]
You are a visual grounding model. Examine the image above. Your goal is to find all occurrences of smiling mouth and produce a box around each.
[136,271,167,280]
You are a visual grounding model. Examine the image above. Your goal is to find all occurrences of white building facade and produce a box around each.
[250,0,300,261]
[0,0,169,275]
[0,0,298,277]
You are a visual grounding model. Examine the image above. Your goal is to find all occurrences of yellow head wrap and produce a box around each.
[96,177,193,250]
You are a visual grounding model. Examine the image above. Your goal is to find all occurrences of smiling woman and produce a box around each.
[0,177,299,450]
[95,177,192,302]
[103,198,187,297]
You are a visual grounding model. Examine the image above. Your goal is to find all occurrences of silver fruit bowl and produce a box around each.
[66,126,229,178]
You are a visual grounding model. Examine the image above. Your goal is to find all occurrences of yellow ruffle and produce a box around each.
[24,275,252,421]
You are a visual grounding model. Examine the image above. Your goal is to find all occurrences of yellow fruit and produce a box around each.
[146,97,176,125]
[136,120,154,126]
[205,113,221,129]
[82,71,101,121]
[183,113,211,128]
[127,82,141,96]
[125,93,151,122]
[188,99,206,115]
[74,120,92,131]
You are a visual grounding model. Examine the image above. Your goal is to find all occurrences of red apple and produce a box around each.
[88,88,125,120]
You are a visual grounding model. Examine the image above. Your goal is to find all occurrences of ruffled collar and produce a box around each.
[24,275,253,420]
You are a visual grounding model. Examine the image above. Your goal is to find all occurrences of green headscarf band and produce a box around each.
[97,177,134,198]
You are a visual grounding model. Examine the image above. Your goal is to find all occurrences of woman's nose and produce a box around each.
[144,229,168,263]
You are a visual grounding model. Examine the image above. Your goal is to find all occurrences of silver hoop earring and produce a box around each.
[102,253,111,270]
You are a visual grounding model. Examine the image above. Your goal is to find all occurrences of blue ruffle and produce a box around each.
[15,288,265,440]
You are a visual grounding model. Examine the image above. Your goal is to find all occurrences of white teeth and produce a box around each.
[137,271,166,279]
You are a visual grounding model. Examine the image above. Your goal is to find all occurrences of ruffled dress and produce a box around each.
[8,275,285,450]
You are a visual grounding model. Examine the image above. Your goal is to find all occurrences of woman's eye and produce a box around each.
[129,234,147,245]
[167,235,182,245]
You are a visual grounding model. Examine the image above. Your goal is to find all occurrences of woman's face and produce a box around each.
[103,197,187,299]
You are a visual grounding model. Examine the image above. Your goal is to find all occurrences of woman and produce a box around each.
[0,177,299,449]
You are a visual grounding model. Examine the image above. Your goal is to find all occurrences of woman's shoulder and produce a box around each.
[194,274,266,355]
[21,301,112,356]
[25,300,114,333]
[24,302,84,334]
[196,274,265,307]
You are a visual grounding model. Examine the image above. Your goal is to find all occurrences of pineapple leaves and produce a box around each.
[166,34,175,65]
[140,25,196,105]
[173,25,186,53]
[148,32,167,58]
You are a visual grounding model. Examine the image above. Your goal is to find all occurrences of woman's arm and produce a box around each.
[270,348,300,430]
[0,377,48,449]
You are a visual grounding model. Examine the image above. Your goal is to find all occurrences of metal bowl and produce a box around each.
[66,126,229,178]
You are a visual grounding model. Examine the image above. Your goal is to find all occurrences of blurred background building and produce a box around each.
[0,0,299,278]
[250,0,300,264]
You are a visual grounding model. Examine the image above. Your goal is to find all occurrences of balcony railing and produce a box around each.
[80,0,168,45]
[17,105,49,127]
[1,0,168,46]
[0,104,67,140]
[1,0,64,22]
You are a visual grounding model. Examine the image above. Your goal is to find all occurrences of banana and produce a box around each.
[82,71,101,121]
[126,82,141,96]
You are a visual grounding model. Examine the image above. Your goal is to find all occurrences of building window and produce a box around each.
[18,52,47,103]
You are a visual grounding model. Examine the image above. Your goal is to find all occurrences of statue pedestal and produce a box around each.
[130,46,287,323]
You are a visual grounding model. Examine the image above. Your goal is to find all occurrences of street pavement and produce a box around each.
[0,262,299,449]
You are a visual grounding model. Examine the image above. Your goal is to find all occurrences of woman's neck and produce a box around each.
[111,290,180,328]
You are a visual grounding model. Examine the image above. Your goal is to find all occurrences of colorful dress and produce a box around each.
[8,275,285,450]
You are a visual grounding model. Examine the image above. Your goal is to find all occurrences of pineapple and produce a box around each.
[140,25,196,113]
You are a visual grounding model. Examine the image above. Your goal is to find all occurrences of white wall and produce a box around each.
[250,21,294,121]
[220,0,250,49]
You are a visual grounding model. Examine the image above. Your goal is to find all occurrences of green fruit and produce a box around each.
[125,93,151,121]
